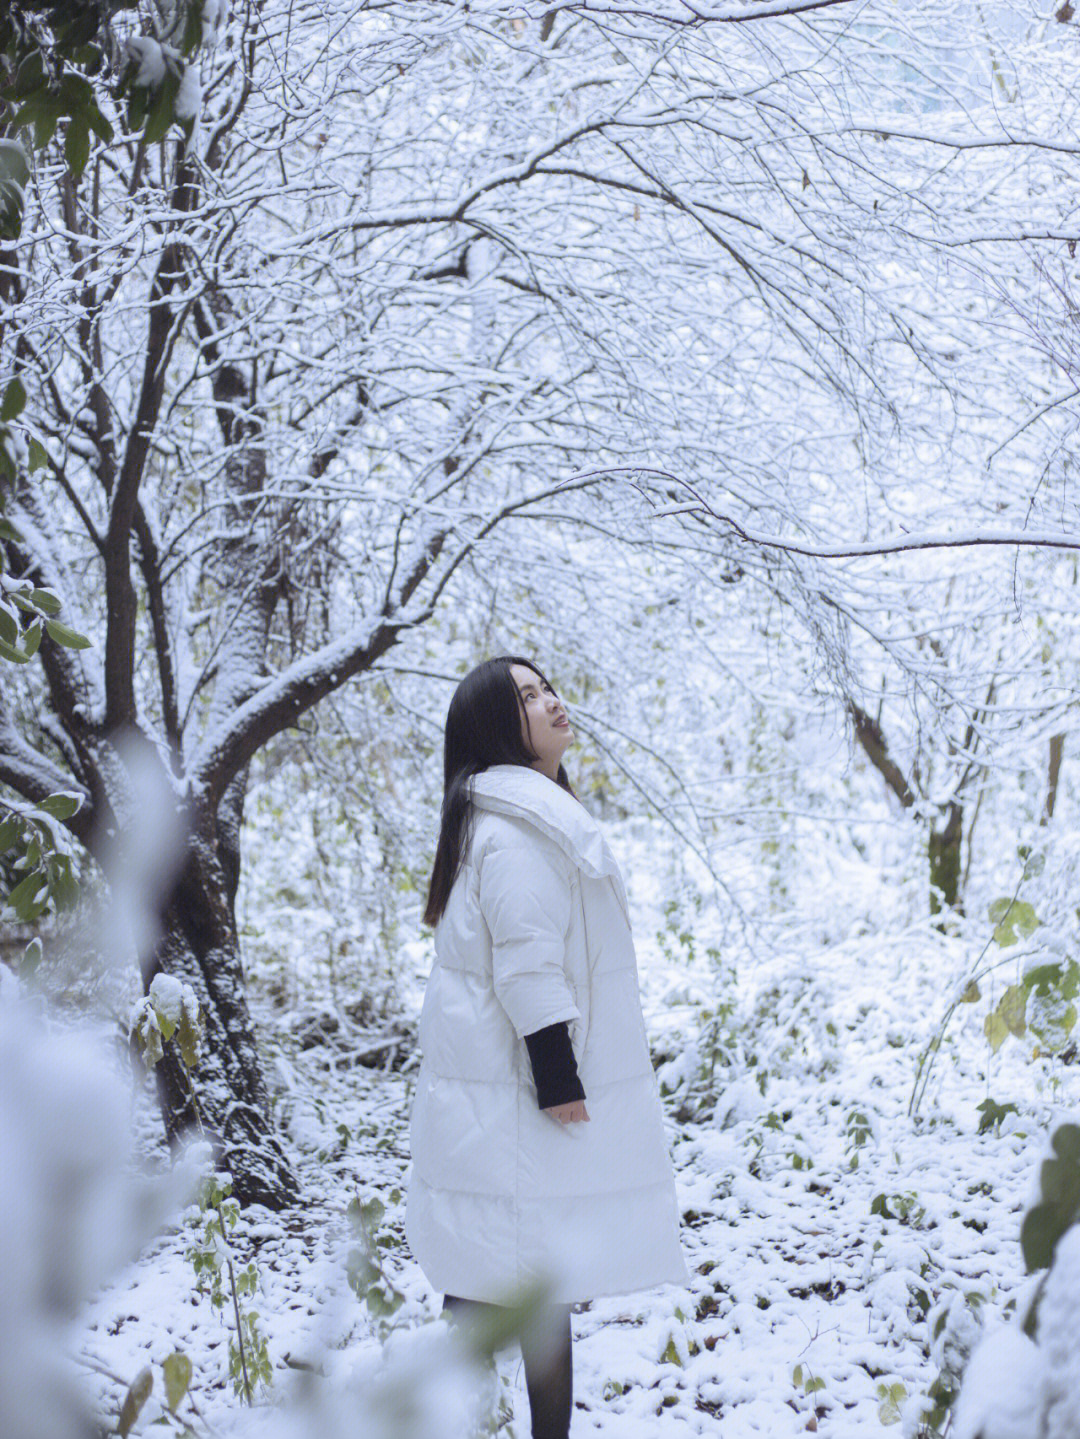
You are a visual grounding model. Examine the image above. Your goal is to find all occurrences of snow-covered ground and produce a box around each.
[68,819,1073,1439]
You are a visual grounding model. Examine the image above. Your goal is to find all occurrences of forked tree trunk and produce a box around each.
[847,700,966,929]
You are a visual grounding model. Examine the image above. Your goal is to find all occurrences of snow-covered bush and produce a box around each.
[0,987,196,1439]
[951,1120,1080,1439]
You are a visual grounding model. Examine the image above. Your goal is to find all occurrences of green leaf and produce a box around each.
[984,1007,1009,1055]
[0,604,17,644]
[988,898,1039,947]
[9,99,41,134]
[1,376,26,422]
[367,1283,404,1318]
[86,105,114,143]
[1026,963,1066,997]
[1029,995,1077,1054]
[21,936,43,976]
[877,1381,907,1425]
[53,864,80,911]
[143,71,182,145]
[58,72,95,112]
[175,1007,202,1071]
[0,139,30,189]
[660,1335,684,1367]
[22,618,42,659]
[870,1193,896,1220]
[8,870,48,922]
[345,1248,378,1297]
[126,82,149,134]
[27,437,50,471]
[162,1351,192,1412]
[182,7,205,54]
[36,792,83,820]
[155,1009,178,1045]
[959,978,981,1003]
[0,635,32,662]
[0,816,20,850]
[976,1098,1018,1135]
[1000,984,1027,1037]
[44,617,92,649]
[65,113,91,177]
[118,1365,154,1438]
[1026,960,1080,1002]
[1021,1123,1080,1273]
[28,588,61,615]
[30,98,63,150]
[55,10,102,49]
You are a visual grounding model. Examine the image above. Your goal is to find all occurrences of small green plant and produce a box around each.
[113,1350,194,1435]
[980,890,1078,1058]
[792,1362,827,1425]
[975,1097,1018,1136]
[655,897,699,969]
[877,1380,907,1425]
[910,848,1073,1116]
[130,975,270,1403]
[844,1107,874,1170]
[871,1191,927,1228]
[0,791,82,968]
[187,1171,272,1400]
[345,1192,406,1337]
[912,1284,987,1437]
[657,1304,699,1368]
[950,1120,1080,1436]
[1020,1121,1080,1335]
[746,1109,814,1174]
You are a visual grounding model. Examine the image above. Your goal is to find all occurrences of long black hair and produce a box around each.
[422,655,576,928]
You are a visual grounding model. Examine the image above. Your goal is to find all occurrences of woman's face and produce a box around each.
[510,664,574,774]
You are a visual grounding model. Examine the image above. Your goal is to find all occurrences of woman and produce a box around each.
[405,655,688,1438]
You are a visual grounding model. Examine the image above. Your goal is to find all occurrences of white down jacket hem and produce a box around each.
[405,764,689,1305]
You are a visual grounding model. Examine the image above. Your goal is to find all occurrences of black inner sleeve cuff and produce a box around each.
[523,1021,586,1110]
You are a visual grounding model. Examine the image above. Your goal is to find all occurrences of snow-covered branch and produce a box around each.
[565,470,1080,560]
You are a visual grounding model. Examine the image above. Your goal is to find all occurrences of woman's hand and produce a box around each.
[544,1099,590,1124]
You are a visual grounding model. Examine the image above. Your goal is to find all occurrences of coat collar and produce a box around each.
[468,765,628,915]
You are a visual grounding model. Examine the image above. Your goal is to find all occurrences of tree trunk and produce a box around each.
[1042,733,1064,825]
[847,700,968,926]
[928,800,964,923]
[150,806,298,1209]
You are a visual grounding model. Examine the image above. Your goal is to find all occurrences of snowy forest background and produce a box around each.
[3,1,1080,1435]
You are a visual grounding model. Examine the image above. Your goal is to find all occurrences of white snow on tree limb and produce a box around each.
[125,37,168,89]
[174,66,201,121]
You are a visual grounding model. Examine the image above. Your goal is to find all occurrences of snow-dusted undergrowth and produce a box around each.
[59,809,1077,1439]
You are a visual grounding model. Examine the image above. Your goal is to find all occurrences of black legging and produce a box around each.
[442,1293,573,1439]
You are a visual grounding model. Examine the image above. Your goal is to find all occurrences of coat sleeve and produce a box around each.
[477,837,581,1039]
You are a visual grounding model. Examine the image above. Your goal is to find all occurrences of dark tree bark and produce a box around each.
[847,700,966,925]
[151,805,298,1208]
[1042,734,1065,825]
[928,799,964,918]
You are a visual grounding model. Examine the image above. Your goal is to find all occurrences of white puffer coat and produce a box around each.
[405,763,688,1304]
